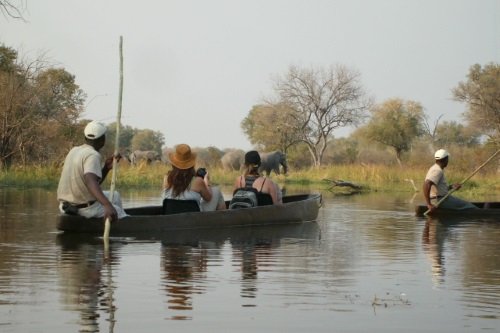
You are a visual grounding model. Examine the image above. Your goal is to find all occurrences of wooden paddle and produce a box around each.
[424,148,500,216]
[103,36,124,241]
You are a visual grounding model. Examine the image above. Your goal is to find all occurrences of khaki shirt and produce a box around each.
[425,163,448,197]
[57,144,103,205]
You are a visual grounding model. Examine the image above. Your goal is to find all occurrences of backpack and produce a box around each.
[229,187,259,209]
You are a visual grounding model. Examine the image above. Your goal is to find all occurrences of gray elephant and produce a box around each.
[220,151,245,171]
[129,150,161,166]
[259,151,288,176]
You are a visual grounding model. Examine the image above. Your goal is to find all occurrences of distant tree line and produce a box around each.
[242,63,499,169]
[1,43,498,173]
[102,124,165,161]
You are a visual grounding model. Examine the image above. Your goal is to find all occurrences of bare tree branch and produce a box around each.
[0,0,27,21]
[271,64,371,166]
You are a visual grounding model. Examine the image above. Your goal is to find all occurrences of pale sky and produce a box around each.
[1,0,498,150]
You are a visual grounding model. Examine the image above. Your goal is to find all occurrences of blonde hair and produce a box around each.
[243,163,260,177]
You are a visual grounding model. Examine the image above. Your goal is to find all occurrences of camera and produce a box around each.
[196,168,207,178]
[62,202,79,215]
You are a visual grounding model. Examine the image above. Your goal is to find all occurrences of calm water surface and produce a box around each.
[0,186,499,332]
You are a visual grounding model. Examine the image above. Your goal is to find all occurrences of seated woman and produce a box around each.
[162,144,226,211]
[233,150,282,205]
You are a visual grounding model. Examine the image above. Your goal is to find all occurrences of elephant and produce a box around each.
[220,151,245,171]
[129,150,161,166]
[259,151,288,176]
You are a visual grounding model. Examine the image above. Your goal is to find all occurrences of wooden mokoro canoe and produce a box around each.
[56,194,322,234]
[56,220,321,245]
[415,202,500,217]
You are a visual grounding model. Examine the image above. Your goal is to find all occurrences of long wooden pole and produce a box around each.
[103,36,124,240]
[424,148,500,215]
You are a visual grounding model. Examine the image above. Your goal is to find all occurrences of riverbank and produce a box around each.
[1,163,498,199]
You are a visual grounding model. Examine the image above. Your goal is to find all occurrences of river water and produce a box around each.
[0,186,499,332]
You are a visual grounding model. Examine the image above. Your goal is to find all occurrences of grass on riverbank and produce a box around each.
[1,162,498,198]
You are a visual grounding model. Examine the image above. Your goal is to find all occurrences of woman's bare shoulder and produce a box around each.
[191,176,205,189]
[265,177,277,188]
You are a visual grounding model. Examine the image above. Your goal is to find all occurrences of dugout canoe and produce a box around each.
[415,201,500,217]
[56,220,321,246]
[56,193,322,234]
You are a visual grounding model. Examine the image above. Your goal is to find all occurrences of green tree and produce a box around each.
[130,129,165,154]
[0,45,86,168]
[0,45,26,168]
[35,68,85,120]
[359,98,425,165]
[435,121,480,148]
[241,103,301,153]
[0,45,17,71]
[452,63,500,144]
[323,137,359,165]
[34,68,86,160]
[195,146,224,169]
[271,64,371,167]
[23,68,86,165]
[103,123,137,158]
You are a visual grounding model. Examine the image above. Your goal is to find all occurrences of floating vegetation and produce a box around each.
[372,293,411,309]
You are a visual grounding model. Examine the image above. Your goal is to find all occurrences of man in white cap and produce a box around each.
[57,120,127,221]
[423,149,478,211]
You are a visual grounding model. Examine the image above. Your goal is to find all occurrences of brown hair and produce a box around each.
[166,166,196,197]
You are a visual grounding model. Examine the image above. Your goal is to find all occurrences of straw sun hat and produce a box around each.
[169,144,197,169]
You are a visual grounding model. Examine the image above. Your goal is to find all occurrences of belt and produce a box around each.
[430,196,444,200]
[72,201,96,208]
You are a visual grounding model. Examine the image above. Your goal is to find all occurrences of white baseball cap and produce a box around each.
[84,121,107,139]
[434,149,450,160]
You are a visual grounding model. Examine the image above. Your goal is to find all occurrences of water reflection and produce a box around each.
[2,188,500,332]
[422,215,500,320]
[160,244,211,320]
[54,223,321,326]
[159,223,319,320]
[422,217,448,284]
[56,235,119,332]
[231,238,271,301]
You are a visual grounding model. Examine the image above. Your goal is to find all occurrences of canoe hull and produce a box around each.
[56,220,321,246]
[415,202,500,217]
[57,194,322,234]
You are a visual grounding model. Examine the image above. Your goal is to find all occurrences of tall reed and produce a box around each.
[1,162,498,197]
